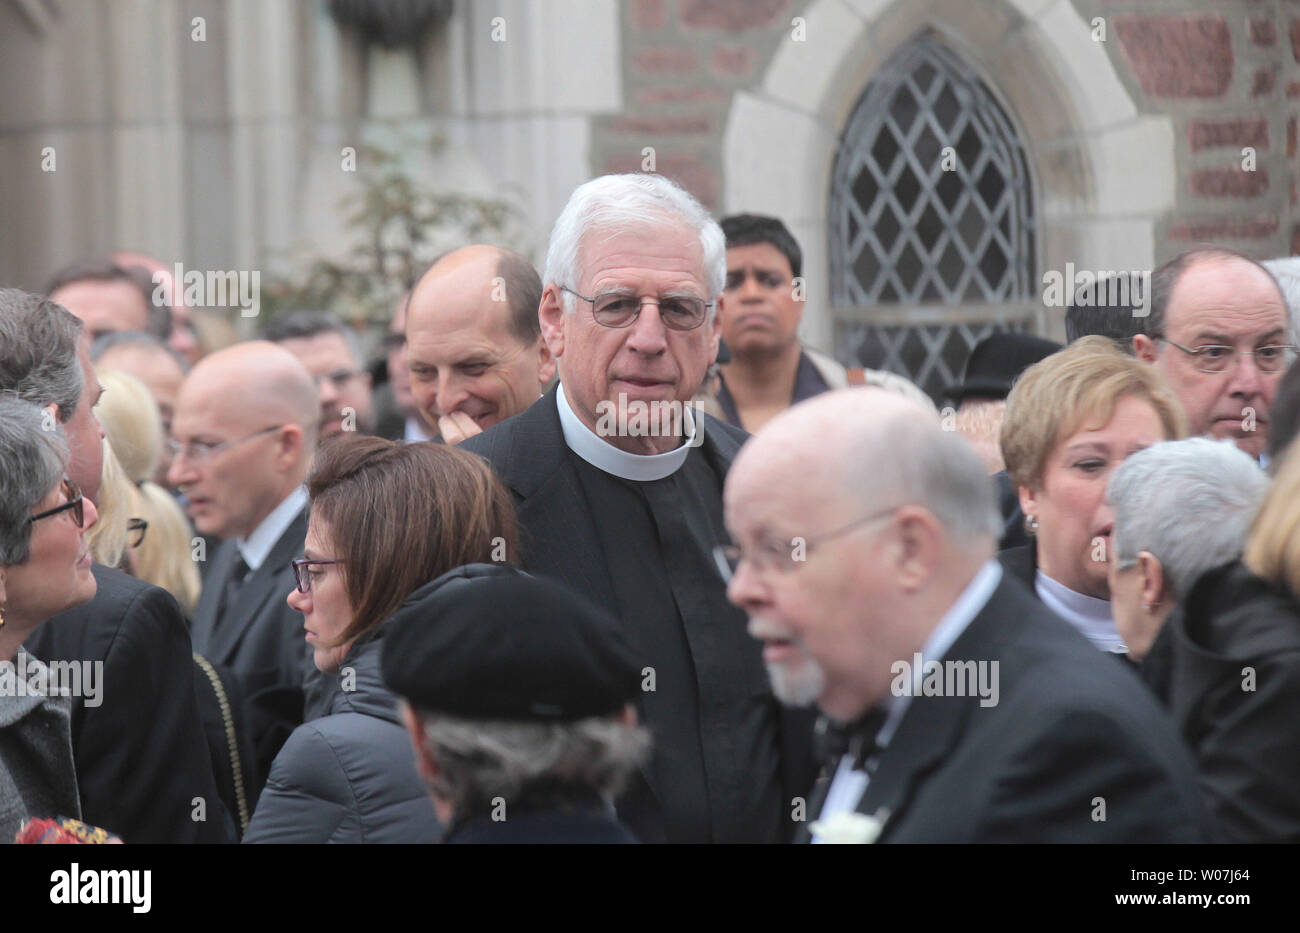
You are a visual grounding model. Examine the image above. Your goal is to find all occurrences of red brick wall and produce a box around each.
[591,0,798,210]
[591,1,1298,258]
[1095,2,1298,258]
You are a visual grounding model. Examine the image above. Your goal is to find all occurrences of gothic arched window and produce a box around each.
[830,35,1036,400]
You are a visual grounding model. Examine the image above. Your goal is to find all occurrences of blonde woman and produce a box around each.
[1000,337,1187,652]
[94,369,201,616]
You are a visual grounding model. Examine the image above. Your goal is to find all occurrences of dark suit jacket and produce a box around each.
[190,507,311,788]
[997,542,1037,591]
[461,386,817,842]
[797,573,1208,842]
[1142,560,1300,842]
[26,564,233,843]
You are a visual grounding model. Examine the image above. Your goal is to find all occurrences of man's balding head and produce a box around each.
[168,341,318,539]
[724,388,1000,722]
[1134,248,1291,458]
[406,245,553,442]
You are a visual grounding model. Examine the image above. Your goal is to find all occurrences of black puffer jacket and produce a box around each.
[1142,560,1300,843]
[242,626,440,844]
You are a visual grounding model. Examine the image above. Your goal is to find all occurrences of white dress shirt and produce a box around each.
[236,485,309,574]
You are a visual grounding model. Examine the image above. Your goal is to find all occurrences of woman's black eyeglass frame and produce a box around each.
[291,557,341,594]
[28,477,85,529]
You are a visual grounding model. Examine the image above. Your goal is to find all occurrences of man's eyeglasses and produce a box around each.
[127,518,148,548]
[560,286,712,331]
[29,477,85,529]
[1158,338,1297,374]
[167,424,284,464]
[313,369,362,390]
[713,505,903,581]
[291,557,341,594]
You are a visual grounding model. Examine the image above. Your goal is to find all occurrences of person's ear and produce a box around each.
[535,337,556,387]
[1017,484,1038,526]
[892,505,941,592]
[276,424,306,469]
[1136,550,1171,612]
[1133,334,1158,364]
[706,304,721,363]
[538,285,567,364]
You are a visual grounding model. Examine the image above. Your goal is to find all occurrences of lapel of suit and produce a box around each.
[505,388,617,612]
[210,507,308,667]
[853,580,1013,840]
[191,539,237,653]
[795,763,836,844]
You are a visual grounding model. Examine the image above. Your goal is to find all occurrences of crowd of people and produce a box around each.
[1,170,1298,844]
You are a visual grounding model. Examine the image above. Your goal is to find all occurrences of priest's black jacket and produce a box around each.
[461,385,817,843]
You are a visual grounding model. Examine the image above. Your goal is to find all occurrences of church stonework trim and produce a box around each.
[722,0,1175,356]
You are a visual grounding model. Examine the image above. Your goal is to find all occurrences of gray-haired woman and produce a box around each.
[0,395,100,842]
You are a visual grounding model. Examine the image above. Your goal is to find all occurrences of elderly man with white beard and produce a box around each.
[719,388,1209,843]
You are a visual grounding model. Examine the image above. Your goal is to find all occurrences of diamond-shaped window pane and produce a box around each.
[830,36,1036,399]
[832,36,1033,308]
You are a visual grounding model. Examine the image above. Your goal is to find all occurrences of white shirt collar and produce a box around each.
[877,560,1003,746]
[1034,570,1126,653]
[555,382,697,482]
[403,416,433,444]
[238,485,308,572]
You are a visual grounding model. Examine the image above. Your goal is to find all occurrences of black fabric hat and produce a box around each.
[380,563,641,722]
[944,332,1062,405]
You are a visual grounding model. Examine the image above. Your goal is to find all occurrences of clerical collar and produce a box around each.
[555,382,697,482]
[1034,570,1127,654]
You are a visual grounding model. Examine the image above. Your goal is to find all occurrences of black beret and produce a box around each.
[380,563,642,722]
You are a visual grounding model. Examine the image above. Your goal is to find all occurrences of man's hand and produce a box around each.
[438,411,483,445]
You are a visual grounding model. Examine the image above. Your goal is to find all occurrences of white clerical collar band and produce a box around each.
[556,382,696,482]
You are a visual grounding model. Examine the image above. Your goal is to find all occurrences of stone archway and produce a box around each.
[722,0,1175,351]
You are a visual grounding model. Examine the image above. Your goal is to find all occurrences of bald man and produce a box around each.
[722,389,1208,842]
[169,341,320,782]
[406,245,554,444]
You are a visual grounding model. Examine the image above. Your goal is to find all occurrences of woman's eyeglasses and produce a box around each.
[291,557,341,594]
[127,518,148,548]
[29,477,85,529]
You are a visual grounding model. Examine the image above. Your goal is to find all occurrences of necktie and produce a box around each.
[216,555,250,628]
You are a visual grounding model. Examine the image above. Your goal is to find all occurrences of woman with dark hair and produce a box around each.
[243,435,518,843]
[0,396,101,841]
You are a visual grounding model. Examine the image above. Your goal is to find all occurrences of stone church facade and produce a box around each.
[1,0,1296,396]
